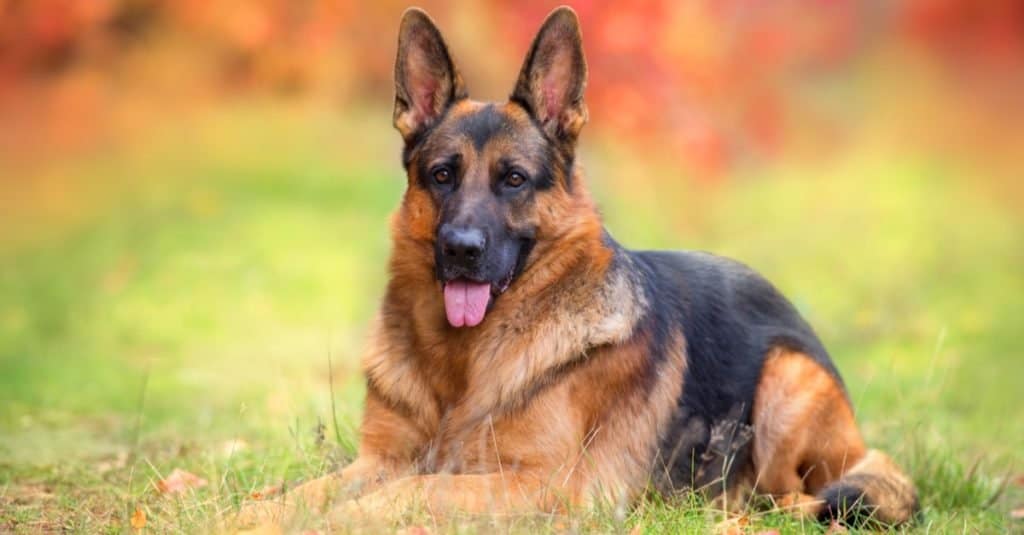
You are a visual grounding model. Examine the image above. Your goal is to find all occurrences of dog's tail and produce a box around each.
[815,449,919,526]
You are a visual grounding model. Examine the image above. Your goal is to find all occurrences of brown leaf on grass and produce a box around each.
[130,507,146,530]
[249,484,282,500]
[1011,507,1024,520]
[155,468,208,494]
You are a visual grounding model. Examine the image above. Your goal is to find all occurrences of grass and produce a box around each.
[0,100,1020,533]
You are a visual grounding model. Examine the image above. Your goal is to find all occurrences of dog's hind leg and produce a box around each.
[751,348,864,495]
[751,348,917,526]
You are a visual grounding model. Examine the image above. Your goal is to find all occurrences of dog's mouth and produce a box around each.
[441,239,532,328]
[441,279,489,328]
[441,271,513,328]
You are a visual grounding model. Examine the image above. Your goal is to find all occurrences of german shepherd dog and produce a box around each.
[240,6,918,529]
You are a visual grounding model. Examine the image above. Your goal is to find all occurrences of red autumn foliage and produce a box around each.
[0,1,1021,177]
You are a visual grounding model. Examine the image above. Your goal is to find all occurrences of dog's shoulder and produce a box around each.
[628,247,842,414]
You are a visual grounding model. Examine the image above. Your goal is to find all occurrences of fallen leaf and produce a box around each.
[249,484,282,500]
[130,507,146,530]
[1011,507,1024,520]
[155,468,208,494]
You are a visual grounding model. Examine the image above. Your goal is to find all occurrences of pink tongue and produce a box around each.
[443,280,491,327]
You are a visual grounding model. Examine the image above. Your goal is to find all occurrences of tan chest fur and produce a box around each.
[358,236,687,503]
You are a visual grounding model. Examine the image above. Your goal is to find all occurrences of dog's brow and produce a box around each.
[493,156,532,175]
[428,153,461,168]
[453,104,511,151]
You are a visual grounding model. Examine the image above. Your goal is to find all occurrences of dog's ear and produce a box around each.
[393,8,467,142]
[510,6,588,143]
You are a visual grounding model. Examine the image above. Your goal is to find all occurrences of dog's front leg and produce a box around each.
[234,455,402,526]
[326,472,561,525]
[234,386,432,527]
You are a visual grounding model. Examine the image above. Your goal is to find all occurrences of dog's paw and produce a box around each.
[324,496,387,528]
[708,418,754,457]
[230,474,345,529]
[232,500,290,529]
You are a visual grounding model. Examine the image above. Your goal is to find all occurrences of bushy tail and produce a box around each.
[816,449,919,526]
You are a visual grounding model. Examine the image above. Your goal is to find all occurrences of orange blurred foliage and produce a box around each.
[0,0,1021,180]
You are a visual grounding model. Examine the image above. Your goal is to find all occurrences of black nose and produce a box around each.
[440,225,486,266]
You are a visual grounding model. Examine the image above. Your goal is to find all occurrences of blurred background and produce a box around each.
[0,0,1022,530]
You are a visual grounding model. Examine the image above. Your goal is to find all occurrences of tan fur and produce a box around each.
[776,492,823,518]
[751,349,917,524]
[235,220,681,526]
[830,449,919,524]
[751,348,866,496]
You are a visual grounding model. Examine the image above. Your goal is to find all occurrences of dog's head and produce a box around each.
[392,7,592,328]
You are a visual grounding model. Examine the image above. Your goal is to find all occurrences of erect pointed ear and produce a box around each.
[393,8,467,142]
[510,6,588,143]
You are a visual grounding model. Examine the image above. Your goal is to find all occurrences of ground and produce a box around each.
[0,101,1020,533]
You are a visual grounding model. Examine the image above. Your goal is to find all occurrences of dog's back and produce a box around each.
[630,249,837,486]
[629,249,917,524]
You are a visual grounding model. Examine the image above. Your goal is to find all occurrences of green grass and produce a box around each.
[0,101,1020,533]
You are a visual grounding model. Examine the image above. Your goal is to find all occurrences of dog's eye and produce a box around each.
[505,171,527,189]
[432,168,452,185]
[425,168,454,186]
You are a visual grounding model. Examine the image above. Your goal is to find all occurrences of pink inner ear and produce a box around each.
[412,77,439,121]
[541,47,572,122]
[407,47,441,121]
